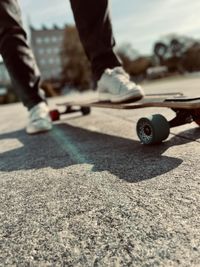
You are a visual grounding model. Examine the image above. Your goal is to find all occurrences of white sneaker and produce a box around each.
[97,67,144,103]
[26,102,52,134]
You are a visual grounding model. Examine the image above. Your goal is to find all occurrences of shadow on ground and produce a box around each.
[1,123,199,182]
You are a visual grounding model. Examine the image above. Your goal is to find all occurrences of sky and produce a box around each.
[16,0,200,55]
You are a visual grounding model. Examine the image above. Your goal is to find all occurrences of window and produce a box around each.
[36,37,43,44]
[55,58,61,65]
[52,36,57,43]
[47,48,52,54]
[49,58,54,64]
[54,47,59,54]
[38,48,44,55]
[44,37,50,44]
[40,59,46,65]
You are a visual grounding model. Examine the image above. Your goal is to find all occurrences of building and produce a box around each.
[30,25,65,80]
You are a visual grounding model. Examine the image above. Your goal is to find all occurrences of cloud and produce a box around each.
[19,0,200,53]
[111,0,200,53]
[19,0,74,27]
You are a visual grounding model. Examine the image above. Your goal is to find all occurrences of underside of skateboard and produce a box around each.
[50,103,200,145]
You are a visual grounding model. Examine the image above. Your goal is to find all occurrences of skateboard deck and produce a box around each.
[57,95,200,110]
[50,93,200,145]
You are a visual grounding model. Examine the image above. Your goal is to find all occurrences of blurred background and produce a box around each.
[1,0,200,104]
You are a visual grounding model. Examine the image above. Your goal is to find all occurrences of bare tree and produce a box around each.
[61,25,92,91]
[117,43,152,79]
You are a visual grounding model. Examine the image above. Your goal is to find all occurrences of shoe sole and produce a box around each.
[26,125,52,135]
[99,89,144,103]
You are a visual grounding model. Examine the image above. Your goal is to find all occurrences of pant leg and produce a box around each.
[0,0,44,109]
[69,0,121,82]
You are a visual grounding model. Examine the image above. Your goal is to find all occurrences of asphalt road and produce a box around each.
[0,75,200,266]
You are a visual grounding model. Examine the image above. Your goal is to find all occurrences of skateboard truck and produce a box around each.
[50,106,91,121]
[169,109,194,128]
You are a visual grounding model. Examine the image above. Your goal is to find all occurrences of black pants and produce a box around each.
[0,0,121,109]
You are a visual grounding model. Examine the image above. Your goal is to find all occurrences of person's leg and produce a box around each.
[69,0,144,102]
[69,0,121,82]
[0,0,44,110]
[0,0,52,133]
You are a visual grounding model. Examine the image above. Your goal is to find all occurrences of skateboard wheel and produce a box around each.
[136,114,170,145]
[81,107,91,115]
[49,109,60,121]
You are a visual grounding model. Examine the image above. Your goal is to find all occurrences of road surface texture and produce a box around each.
[0,75,200,266]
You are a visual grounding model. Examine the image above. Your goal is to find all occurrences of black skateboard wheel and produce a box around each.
[136,114,170,145]
[80,107,91,116]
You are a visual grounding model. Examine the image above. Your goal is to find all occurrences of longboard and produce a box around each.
[50,93,200,145]
[57,95,200,110]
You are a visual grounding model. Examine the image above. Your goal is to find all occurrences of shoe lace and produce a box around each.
[113,69,135,92]
[29,104,48,121]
